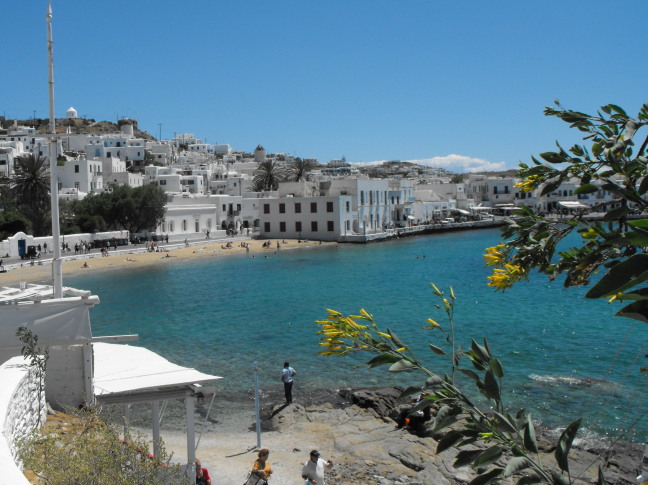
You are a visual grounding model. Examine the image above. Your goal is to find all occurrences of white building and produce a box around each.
[56,158,103,194]
[258,195,354,241]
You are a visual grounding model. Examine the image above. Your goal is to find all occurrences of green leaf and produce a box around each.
[550,470,570,485]
[398,386,423,399]
[615,300,648,324]
[628,219,648,228]
[425,375,444,388]
[638,176,648,195]
[624,231,648,247]
[573,184,598,195]
[516,473,545,485]
[437,430,464,453]
[539,152,566,164]
[454,449,482,468]
[483,369,500,401]
[458,368,480,382]
[468,467,503,485]
[489,358,504,378]
[431,405,458,434]
[586,254,648,298]
[554,418,582,473]
[429,344,446,355]
[503,457,532,477]
[388,359,416,373]
[493,412,517,434]
[366,353,401,368]
[471,339,491,362]
[386,328,406,348]
[473,446,502,469]
[541,179,562,196]
[523,415,538,453]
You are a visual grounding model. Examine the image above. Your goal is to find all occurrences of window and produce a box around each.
[295,221,302,232]
[295,203,301,213]
[326,201,333,212]
[327,221,334,231]
[310,202,317,213]
[222,204,227,211]
[361,191,365,205]
[182,220,187,231]
[159,180,167,185]
[195,221,200,232]
[107,152,111,157]
[346,201,350,212]
[279,203,286,214]
[311,221,318,231]
[75,165,79,173]
[170,221,175,232]
[264,204,270,214]
[264,222,271,232]
[280,221,286,232]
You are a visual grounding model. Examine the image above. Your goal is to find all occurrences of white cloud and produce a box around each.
[403,154,508,173]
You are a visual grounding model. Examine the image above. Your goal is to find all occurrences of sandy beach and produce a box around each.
[0,237,336,287]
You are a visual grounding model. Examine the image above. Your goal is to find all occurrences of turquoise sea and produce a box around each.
[67,228,647,443]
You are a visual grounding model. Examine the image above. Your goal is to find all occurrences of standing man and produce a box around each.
[281,361,296,404]
[301,450,333,485]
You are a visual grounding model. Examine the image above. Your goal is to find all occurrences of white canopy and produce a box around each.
[558,201,590,209]
[93,343,221,398]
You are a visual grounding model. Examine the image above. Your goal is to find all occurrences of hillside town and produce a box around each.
[0,110,617,248]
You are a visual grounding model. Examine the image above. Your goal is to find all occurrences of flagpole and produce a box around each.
[47,0,63,297]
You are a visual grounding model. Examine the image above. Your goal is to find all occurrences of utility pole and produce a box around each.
[46,0,63,298]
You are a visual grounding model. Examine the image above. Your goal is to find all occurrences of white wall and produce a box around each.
[0,356,45,485]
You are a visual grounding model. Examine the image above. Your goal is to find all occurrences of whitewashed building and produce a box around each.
[56,158,103,194]
[258,195,354,241]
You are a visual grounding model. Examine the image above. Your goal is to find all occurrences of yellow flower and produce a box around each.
[426,318,440,327]
[377,331,392,339]
[395,347,407,352]
[360,308,372,320]
[581,227,597,239]
[607,292,623,303]
[326,309,342,316]
[487,263,524,290]
[514,174,540,192]
[484,244,506,267]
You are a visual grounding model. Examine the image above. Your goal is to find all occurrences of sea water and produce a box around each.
[67,229,647,442]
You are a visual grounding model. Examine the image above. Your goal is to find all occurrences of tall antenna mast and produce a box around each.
[47,0,63,297]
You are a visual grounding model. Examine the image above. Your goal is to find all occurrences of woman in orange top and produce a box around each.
[251,448,272,483]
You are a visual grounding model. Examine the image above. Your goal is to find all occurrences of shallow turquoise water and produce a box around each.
[67,229,647,442]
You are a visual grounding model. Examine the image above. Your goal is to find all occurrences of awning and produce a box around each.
[455,209,470,215]
[557,201,589,209]
[407,215,415,219]
[94,342,221,397]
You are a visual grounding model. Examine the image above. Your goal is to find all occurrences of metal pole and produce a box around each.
[253,361,261,449]
[46,0,63,298]
[186,394,196,477]
[152,400,160,458]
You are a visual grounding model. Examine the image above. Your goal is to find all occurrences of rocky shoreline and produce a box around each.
[261,386,642,485]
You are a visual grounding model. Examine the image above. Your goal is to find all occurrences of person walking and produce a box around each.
[281,361,296,404]
[249,448,272,484]
[301,450,333,485]
[195,458,211,485]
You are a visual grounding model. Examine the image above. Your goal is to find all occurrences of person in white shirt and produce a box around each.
[281,361,296,404]
[301,450,333,485]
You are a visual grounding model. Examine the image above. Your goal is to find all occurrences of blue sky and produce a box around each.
[1,1,646,172]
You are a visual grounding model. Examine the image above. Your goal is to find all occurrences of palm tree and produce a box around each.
[287,158,316,182]
[11,154,51,235]
[253,160,285,191]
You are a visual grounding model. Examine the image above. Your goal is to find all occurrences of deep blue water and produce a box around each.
[67,228,647,442]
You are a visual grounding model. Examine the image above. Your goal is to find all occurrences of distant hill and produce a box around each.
[5,117,156,140]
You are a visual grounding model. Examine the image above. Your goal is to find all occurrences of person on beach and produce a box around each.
[301,450,333,485]
[281,361,296,404]
[195,458,211,485]
[250,448,272,484]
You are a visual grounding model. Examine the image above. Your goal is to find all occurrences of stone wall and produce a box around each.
[0,356,46,485]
